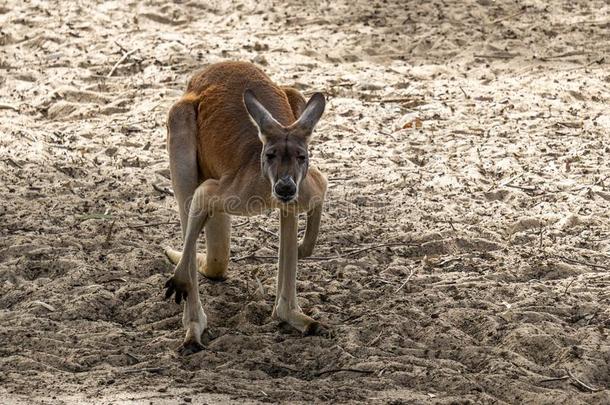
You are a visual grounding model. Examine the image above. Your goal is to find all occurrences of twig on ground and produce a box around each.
[108,48,139,78]
[258,226,278,238]
[567,370,600,392]
[499,173,525,188]
[378,98,427,108]
[3,158,23,169]
[556,255,609,271]
[102,277,127,283]
[564,57,606,72]
[459,86,469,99]
[128,220,178,229]
[232,253,276,262]
[152,184,174,196]
[367,331,383,346]
[0,104,19,111]
[474,53,520,60]
[395,267,416,292]
[314,368,374,377]
[539,51,588,61]
[125,352,141,363]
[504,183,539,194]
[121,366,167,374]
[562,278,575,295]
[342,242,418,258]
[489,9,527,24]
[31,301,56,312]
[539,375,569,383]
[113,40,128,53]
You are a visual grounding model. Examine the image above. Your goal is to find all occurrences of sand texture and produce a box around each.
[1,0,609,403]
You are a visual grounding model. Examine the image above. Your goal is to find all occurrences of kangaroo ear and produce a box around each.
[244,89,281,143]
[293,92,325,136]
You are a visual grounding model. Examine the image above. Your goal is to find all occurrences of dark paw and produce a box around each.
[164,277,188,304]
[304,321,333,338]
[178,340,204,356]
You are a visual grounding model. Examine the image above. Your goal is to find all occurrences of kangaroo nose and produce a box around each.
[274,177,297,200]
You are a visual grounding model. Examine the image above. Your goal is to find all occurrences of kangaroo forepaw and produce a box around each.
[164,277,189,304]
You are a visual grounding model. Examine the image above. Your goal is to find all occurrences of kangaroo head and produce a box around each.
[244,89,325,203]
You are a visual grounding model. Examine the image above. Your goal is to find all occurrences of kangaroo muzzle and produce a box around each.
[273,176,297,202]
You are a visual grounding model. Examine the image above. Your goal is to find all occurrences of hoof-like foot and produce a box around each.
[199,268,226,282]
[164,277,189,304]
[198,261,227,281]
[178,340,204,356]
[304,321,333,338]
[298,245,313,259]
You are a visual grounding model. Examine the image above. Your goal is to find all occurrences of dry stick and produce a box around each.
[103,277,127,283]
[539,51,588,61]
[567,370,600,392]
[395,267,416,292]
[563,278,575,295]
[232,253,276,262]
[125,352,141,363]
[0,104,19,111]
[459,86,470,99]
[121,366,167,374]
[499,173,525,188]
[31,300,56,312]
[152,183,174,196]
[3,158,23,169]
[315,368,374,377]
[474,53,520,59]
[342,242,418,257]
[258,226,278,238]
[367,331,383,346]
[564,57,606,72]
[379,97,419,103]
[113,40,128,53]
[107,48,139,78]
[504,183,539,193]
[556,255,609,271]
[539,375,569,384]
[128,220,178,229]
[233,219,250,228]
[489,9,527,24]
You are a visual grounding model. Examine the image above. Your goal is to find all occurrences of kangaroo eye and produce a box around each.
[266,153,276,160]
[297,155,307,162]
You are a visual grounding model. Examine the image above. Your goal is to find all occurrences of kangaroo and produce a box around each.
[163,61,328,354]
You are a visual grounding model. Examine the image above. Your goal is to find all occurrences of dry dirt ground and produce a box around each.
[1,0,610,403]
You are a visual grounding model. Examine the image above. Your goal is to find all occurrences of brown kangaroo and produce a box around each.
[163,61,328,354]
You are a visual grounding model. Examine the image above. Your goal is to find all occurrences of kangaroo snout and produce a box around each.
[274,176,297,201]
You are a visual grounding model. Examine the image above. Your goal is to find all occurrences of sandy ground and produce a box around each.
[1,0,610,403]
